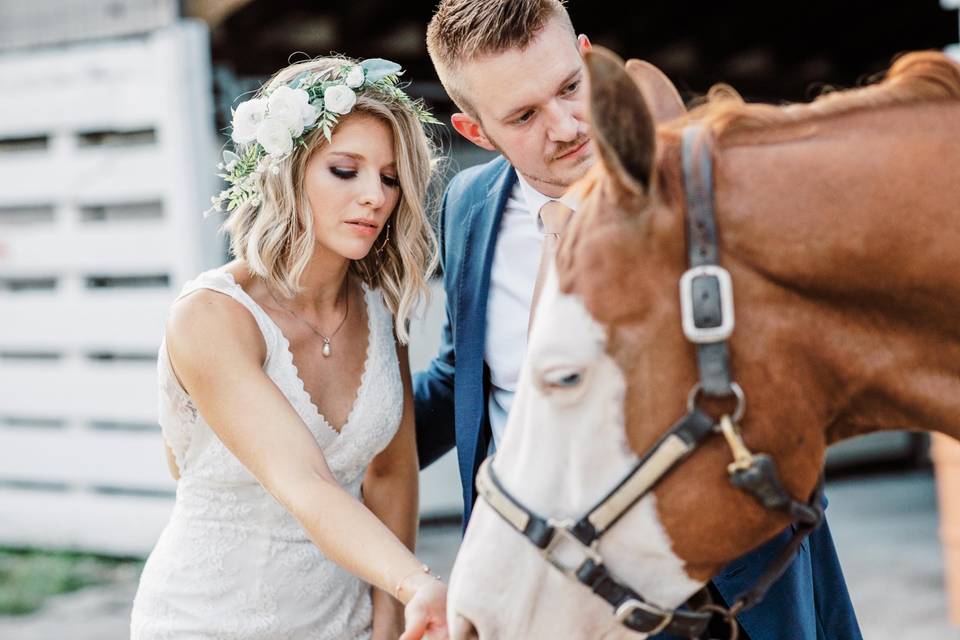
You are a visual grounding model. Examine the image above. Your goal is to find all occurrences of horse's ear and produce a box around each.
[625,59,686,124]
[585,47,656,196]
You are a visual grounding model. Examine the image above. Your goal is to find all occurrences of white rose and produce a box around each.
[267,86,317,136]
[231,98,267,144]
[256,117,294,156]
[324,84,357,115]
[344,65,365,89]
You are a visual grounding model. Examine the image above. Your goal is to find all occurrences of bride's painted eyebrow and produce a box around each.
[497,68,582,123]
[328,151,364,162]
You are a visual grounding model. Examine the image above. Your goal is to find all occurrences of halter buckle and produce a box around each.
[615,598,674,635]
[541,521,602,578]
[680,265,735,343]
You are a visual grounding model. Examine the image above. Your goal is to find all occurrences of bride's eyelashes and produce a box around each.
[329,167,357,180]
[329,166,400,189]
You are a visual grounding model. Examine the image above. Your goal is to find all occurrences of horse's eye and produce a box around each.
[542,368,584,390]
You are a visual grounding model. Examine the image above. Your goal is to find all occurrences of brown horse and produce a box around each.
[446,49,960,639]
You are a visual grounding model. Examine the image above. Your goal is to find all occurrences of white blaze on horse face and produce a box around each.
[448,269,704,639]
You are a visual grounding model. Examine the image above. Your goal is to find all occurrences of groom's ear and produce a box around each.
[451,113,497,152]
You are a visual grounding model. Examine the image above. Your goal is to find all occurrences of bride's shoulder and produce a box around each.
[165,267,266,367]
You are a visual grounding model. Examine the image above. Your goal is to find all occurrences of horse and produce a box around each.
[445,48,960,639]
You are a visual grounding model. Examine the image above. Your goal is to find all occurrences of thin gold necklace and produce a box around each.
[267,280,349,358]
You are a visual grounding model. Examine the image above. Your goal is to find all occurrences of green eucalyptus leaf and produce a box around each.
[361,58,403,84]
[290,70,312,89]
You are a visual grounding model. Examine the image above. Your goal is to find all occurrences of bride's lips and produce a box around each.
[344,218,380,237]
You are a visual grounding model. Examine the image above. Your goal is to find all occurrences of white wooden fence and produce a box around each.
[0,21,223,556]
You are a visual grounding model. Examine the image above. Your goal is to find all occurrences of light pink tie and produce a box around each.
[529,200,573,332]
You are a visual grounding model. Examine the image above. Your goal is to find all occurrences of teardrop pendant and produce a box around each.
[321,339,332,358]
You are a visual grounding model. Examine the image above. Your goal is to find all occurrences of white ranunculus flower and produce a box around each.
[344,65,365,89]
[256,117,294,156]
[231,98,267,144]
[267,86,317,137]
[324,84,357,115]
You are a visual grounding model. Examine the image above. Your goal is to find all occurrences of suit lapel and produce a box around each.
[455,157,517,510]
[461,157,517,346]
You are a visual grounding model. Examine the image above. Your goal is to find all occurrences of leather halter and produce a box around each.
[475,124,825,638]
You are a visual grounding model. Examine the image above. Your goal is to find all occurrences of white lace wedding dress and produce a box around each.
[130,268,403,639]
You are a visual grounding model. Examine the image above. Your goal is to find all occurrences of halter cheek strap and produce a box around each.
[682,125,735,396]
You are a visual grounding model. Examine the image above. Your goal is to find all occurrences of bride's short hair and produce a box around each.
[220,56,439,343]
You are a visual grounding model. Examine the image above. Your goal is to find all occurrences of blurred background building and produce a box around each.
[0,0,959,635]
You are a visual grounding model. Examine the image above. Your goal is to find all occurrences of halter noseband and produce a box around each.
[475,125,825,638]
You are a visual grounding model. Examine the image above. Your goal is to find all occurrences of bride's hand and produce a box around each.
[399,574,448,640]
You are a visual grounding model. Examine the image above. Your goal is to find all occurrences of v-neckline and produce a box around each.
[221,270,374,438]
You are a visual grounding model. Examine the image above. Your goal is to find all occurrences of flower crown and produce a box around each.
[206,58,440,216]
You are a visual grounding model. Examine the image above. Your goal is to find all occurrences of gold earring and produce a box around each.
[375,223,391,257]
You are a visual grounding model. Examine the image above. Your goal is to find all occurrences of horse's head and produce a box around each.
[447,48,960,639]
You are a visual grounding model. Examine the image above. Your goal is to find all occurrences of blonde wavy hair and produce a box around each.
[220,56,440,343]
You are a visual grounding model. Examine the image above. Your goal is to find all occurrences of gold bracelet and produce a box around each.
[393,564,431,601]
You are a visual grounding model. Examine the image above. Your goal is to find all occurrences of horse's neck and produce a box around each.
[717,101,960,442]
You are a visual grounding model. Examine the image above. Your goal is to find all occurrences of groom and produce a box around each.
[413,1,862,638]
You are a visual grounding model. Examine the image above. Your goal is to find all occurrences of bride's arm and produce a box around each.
[363,340,420,639]
[164,291,440,613]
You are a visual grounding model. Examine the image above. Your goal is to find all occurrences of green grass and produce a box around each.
[0,548,143,616]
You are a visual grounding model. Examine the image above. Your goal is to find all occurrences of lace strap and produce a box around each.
[362,287,388,349]
[365,286,399,376]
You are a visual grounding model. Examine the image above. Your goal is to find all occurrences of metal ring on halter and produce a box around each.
[686,381,745,423]
[695,603,740,640]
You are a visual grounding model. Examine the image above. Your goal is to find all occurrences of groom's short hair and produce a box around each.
[426,0,575,119]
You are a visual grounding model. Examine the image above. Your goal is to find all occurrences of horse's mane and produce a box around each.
[569,52,960,204]
[670,51,960,142]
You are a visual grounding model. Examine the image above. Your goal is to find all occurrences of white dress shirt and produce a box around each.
[484,172,578,453]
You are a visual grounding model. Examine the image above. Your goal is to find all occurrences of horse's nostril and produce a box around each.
[451,613,480,640]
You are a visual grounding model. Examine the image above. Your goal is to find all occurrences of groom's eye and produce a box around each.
[563,80,581,95]
[513,110,534,125]
[330,167,358,180]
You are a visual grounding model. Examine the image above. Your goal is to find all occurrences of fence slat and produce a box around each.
[2,223,176,273]
[0,360,158,420]
[3,291,171,350]
[0,427,174,491]
[0,488,173,556]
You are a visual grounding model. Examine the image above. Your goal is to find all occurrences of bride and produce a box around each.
[130,56,448,639]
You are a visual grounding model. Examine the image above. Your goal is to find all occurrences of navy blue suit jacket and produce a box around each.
[413,156,862,640]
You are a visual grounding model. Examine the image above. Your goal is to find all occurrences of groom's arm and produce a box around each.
[413,305,456,468]
[413,183,458,469]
